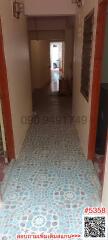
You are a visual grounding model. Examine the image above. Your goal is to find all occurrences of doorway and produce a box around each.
[94,5,108,185]
[88,0,108,185]
[50,42,65,93]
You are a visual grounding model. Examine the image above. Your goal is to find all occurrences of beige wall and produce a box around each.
[64,28,74,81]
[73,0,98,157]
[25,0,77,16]
[29,30,65,42]
[30,40,50,90]
[27,17,67,31]
[0,0,32,158]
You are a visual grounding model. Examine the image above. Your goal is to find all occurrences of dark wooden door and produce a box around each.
[88,0,108,160]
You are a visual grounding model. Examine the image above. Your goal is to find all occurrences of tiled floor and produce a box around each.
[0,92,101,239]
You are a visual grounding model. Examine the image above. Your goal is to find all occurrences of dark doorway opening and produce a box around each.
[88,0,108,186]
[94,8,108,185]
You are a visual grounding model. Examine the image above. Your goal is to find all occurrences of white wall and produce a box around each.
[25,0,76,16]
[50,42,62,69]
[73,0,98,157]
[0,0,32,158]
[30,40,50,89]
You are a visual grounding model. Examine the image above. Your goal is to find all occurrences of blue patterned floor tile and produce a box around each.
[0,95,102,240]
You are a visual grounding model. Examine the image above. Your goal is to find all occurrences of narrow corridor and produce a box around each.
[0,91,101,239]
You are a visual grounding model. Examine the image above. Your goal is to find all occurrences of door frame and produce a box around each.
[0,19,15,161]
[88,0,108,160]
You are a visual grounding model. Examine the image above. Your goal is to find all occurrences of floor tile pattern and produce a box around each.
[0,94,101,239]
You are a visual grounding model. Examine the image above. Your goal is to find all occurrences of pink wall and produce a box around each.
[25,0,76,16]
[0,0,32,157]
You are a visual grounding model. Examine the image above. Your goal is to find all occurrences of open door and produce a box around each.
[30,40,51,90]
[88,0,108,161]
